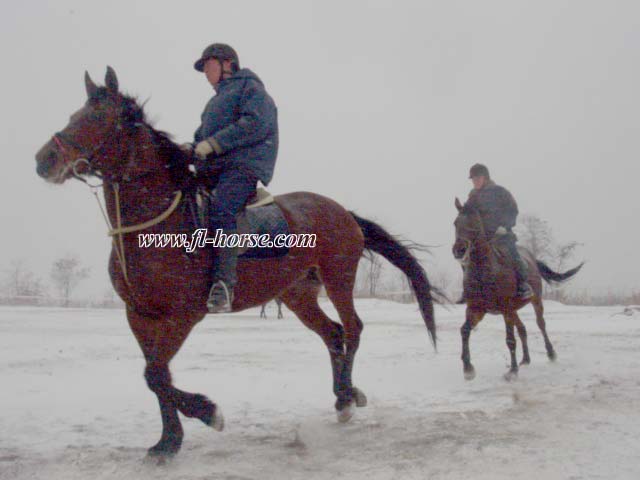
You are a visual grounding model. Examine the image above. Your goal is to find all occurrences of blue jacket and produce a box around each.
[194,68,278,185]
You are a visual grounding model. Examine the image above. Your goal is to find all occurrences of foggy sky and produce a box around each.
[2,0,639,299]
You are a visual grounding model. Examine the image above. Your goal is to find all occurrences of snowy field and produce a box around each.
[1,299,639,480]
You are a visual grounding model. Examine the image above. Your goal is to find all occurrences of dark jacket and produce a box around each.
[194,68,278,185]
[465,180,518,237]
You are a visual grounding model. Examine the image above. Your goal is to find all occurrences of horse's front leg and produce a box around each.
[144,366,224,458]
[128,309,221,459]
[503,312,519,381]
[461,307,484,380]
[144,364,184,457]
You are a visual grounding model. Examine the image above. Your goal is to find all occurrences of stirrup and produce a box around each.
[207,280,234,313]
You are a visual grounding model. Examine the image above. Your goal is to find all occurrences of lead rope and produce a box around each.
[112,183,131,287]
[88,183,132,287]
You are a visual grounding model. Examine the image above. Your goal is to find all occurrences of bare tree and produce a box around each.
[365,253,383,297]
[50,255,90,307]
[393,270,415,303]
[516,214,581,301]
[430,268,454,301]
[555,240,582,271]
[516,214,554,261]
[2,259,45,302]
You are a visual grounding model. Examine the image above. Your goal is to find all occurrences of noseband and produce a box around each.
[51,120,121,182]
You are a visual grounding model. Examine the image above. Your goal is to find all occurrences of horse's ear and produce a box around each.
[85,71,98,98]
[105,66,119,93]
[455,197,463,212]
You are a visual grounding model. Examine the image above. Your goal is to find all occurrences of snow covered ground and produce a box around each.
[1,300,639,480]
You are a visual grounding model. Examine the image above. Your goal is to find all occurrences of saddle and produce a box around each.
[194,187,290,258]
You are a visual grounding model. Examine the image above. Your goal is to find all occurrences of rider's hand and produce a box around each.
[179,142,194,154]
[195,138,222,160]
[194,140,213,159]
[495,226,508,235]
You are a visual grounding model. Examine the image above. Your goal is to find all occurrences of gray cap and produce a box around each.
[469,163,490,179]
[194,43,240,72]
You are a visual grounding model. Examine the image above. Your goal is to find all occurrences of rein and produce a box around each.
[108,190,183,236]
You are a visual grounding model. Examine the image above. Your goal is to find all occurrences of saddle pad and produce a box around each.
[193,187,290,259]
[236,203,290,259]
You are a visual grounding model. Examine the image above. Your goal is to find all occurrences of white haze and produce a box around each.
[1,1,639,299]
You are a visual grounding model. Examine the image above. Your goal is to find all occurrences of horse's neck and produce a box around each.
[469,239,497,278]
[102,129,179,229]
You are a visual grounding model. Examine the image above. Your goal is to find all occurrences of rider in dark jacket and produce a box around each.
[190,43,279,313]
[465,163,533,299]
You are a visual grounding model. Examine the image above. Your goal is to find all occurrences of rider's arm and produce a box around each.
[207,82,276,155]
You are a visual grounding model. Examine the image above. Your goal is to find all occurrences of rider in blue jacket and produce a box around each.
[191,43,279,313]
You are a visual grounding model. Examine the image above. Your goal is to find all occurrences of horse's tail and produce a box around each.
[350,212,436,349]
[536,261,584,284]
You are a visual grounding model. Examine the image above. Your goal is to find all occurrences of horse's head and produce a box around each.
[452,197,485,261]
[35,67,148,184]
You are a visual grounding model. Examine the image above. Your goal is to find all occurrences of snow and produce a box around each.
[1,300,639,479]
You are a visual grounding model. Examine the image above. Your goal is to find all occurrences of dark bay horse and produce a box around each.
[34,67,436,458]
[452,198,582,381]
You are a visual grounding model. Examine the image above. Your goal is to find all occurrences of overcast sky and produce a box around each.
[1,0,639,299]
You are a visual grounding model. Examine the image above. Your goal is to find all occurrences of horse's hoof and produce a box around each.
[463,365,476,381]
[353,387,368,408]
[208,406,224,432]
[504,370,518,382]
[336,402,355,423]
[547,350,557,362]
[520,358,531,366]
[144,451,173,465]
[146,438,181,462]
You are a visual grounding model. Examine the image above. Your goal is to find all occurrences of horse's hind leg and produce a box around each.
[503,312,519,381]
[514,313,531,365]
[280,270,365,423]
[319,257,367,422]
[128,310,223,459]
[532,297,556,361]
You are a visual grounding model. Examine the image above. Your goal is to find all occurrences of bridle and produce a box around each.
[455,210,491,266]
[51,125,117,184]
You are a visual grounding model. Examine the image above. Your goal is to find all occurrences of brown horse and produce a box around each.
[452,198,582,381]
[34,67,436,459]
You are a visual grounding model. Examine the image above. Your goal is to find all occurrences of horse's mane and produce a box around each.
[95,86,192,189]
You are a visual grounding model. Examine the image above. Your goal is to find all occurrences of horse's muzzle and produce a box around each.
[35,144,56,178]
[35,139,65,180]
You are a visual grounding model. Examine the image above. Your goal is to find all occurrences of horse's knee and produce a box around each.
[144,365,171,393]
